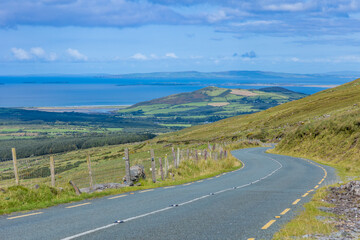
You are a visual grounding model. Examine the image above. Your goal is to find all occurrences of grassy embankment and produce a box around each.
[155,78,360,238]
[0,140,257,215]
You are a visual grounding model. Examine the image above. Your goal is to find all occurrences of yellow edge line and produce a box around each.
[280,208,290,215]
[314,185,319,189]
[302,193,309,197]
[248,238,255,240]
[140,189,154,193]
[7,212,43,220]
[108,194,127,200]
[261,220,276,230]
[66,202,91,209]
[164,186,175,189]
[292,199,301,205]
[183,183,193,186]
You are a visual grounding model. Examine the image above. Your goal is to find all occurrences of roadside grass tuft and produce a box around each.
[273,187,336,239]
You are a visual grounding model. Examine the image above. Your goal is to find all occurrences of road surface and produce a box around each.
[0,147,337,240]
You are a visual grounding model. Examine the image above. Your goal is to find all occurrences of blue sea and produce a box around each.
[0,76,335,108]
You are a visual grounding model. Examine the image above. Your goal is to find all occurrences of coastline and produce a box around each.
[21,105,130,113]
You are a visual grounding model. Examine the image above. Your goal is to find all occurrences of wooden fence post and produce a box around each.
[177,148,180,167]
[164,154,168,178]
[11,148,19,185]
[150,149,156,183]
[86,155,94,189]
[124,148,131,184]
[159,157,164,181]
[50,156,56,187]
[172,147,177,168]
[195,150,198,163]
[204,150,207,161]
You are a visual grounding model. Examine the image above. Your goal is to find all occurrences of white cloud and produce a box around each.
[11,48,31,60]
[30,47,46,57]
[231,20,280,27]
[29,47,57,61]
[150,54,159,59]
[47,52,58,61]
[131,53,148,60]
[165,52,178,59]
[130,52,178,60]
[66,48,88,61]
[207,10,229,23]
[264,3,307,12]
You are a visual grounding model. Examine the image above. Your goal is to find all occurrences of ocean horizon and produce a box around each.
[0,82,329,108]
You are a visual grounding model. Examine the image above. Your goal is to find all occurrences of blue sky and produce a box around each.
[0,0,360,75]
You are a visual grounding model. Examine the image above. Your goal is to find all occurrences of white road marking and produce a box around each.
[139,189,154,193]
[65,202,91,209]
[61,223,118,240]
[61,151,284,240]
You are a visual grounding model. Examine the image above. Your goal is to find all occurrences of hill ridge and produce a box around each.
[118,86,307,127]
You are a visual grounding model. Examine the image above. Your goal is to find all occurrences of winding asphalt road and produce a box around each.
[0,147,338,240]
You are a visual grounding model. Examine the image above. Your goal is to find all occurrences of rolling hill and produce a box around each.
[118,86,307,126]
[155,78,360,175]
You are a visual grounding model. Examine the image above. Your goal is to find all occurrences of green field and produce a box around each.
[0,108,169,159]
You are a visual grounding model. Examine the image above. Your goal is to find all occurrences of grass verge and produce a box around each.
[0,149,244,215]
[273,186,336,239]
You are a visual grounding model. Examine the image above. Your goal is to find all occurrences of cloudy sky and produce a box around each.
[0,0,360,75]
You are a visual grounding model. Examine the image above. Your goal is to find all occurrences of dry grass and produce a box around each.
[230,89,258,96]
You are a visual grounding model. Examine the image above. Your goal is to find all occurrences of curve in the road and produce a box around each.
[0,147,338,240]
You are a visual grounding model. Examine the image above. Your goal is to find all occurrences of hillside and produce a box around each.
[156,78,360,175]
[118,86,306,126]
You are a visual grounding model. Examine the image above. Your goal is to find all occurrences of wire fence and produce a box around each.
[0,139,263,190]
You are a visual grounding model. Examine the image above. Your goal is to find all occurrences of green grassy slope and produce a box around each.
[118,86,306,126]
[156,79,360,174]
[157,80,359,141]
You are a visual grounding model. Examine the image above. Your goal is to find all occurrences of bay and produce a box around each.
[0,83,328,108]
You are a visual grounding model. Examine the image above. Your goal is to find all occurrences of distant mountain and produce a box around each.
[117,86,307,126]
[103,70,357,85]
[0,70,356,86]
